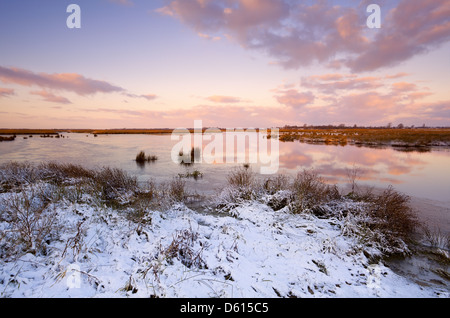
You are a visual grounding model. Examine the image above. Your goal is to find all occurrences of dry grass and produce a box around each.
[366,186,418,241]
[161,229,207,268]
[166,177,187,202]
[0,162,190,261]
[0,129,59,135]
[263,174,290,194]
[0,136,16,142]
[278,128,450,149]
[289,169,341,214]
[0,186,59,257]
[178,170,203,180]
[135,151,158,163]
[227,166,255,188]
[423,227,450,250]
[213,166,418,256]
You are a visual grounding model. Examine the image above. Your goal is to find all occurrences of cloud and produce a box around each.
[125,93,158,100]
[0,66,125,96]
[198,33,221,41]
[271,71,448,126]
[391,82,418,92]
[30,90,72,104]
[346,0,450,72]
[108,0,134,6]
[275,89,315,108]
[79,104,292,128]
[80,107,148,117]
[206,95,242,103]
[301,74,383,94]
[385,72,410,79]
[140,94,158,101]
[0,87,14,98]
[157,0,450,72]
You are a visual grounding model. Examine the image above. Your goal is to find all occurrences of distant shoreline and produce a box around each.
[2,128,450,150]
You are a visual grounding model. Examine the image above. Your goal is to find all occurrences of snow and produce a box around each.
[0,188,448,298]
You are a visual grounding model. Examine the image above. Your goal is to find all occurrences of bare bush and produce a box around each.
[289,169,340,214]
[346,165,363,194]
[423,227,449,250]
[227,166,255,188]
[263,174,290,195]
[0,186,59,258]
[0,162,39,190]
[38,162,95,183]
[368,186,418,241]
[93,167,138,202]
[167,177,187,202]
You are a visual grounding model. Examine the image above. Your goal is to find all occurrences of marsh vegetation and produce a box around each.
[276,128,450,151]
[0,161,448,297]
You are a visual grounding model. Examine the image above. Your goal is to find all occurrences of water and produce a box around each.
[1,132,449,209]
[2,132,448,290]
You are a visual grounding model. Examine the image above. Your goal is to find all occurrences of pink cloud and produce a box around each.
[275,90,315,109]
[385,72,411,79]
[0,87,14,98]
[206,95,243,103]
[0,66,125,96]
[301,74,383,94]
[158,0,450,72]
[108,0,133,6]
[78,104,293,128]
[391,82,418,92]
[30,90,72,104]
[140,94,158,101]
[346,0,450,72]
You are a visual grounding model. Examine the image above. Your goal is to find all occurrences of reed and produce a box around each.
[135,151,158,163]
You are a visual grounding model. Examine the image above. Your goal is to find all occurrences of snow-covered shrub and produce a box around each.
[338,199,412,257]
[0,185,60,258]
[423,227,450,250]
[367,186,418,241]
[167,177,187,203]
[211,167,262,214]
[288,169,340,215]
[93,167,138,202]
[0,162,39,191]
[262,174,290,195]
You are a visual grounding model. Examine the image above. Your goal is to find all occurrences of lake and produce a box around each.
[1,132,449,229]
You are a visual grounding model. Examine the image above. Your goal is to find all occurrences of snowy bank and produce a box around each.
[0,162,448,298]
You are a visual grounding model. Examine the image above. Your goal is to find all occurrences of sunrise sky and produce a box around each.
[0,0,449,129]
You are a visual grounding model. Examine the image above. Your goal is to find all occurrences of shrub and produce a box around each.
[227,166,255,188]
[263,174,290,195]
[167,177,187,202]
[289,169,340,214]
[0,186,59,258]
[211,167,260,214]
[93,167,138,202]
[0,162,39,190]
[338,186,418,256]
[39,162,96,184]
[368,186,418,240]
[423,227,450,250]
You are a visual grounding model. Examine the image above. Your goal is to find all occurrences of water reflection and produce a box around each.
[0,132,449,202]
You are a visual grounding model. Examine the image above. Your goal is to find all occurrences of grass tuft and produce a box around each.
[135,151,158,164]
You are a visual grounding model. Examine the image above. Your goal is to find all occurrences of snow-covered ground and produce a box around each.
[1,190,448,298]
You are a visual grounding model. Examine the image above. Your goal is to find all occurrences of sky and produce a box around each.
[0,0,449,129]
